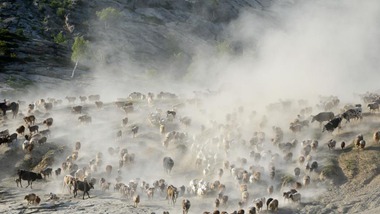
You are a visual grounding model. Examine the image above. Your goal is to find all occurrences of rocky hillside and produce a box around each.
[0,0,271,92]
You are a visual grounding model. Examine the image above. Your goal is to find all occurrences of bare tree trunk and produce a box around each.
[71,60,79,78]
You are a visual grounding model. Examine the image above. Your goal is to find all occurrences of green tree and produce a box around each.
[96,7,121,29]
[71,36,88,78]
[53,31,66,44]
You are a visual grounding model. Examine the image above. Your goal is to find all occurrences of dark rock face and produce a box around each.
[0,0,270,86]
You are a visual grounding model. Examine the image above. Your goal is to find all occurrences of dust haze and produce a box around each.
[1,0,380,213]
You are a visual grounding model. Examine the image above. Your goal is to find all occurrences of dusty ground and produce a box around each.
[0,86,379,214]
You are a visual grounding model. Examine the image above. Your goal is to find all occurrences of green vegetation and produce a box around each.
[53,31,67,44]
[96,7,121,28]
[0,28,27,41]
[56,7,66,18]
[71,36,88,62]
[71,36,88,78]
[321,158,340,179]
[5,75,33,89]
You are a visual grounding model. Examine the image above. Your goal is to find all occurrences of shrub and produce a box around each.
[53,31,66,44]
[56,7,65,18]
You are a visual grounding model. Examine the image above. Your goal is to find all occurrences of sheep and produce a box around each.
[323,117,342,132]
[49,192,60,201]
[268,199,279,211]
[55,168,61,177]
[167,185,178,206]
[373,131,380,144]
[146,187,155,199]
[116,130,122,139]
[160,124,165,134]
[303,175,311,187]
[327,139,336,150]
[72,105,83,114]
[40,168,53,179]
[122,117,128,126]
[310,161,318,172]
[341,141,346,149]
[95,101,103,108]
[342,108,362,122]
[79,96,87,103]
[88,94,100,102]
[63,175,75,193]
[44,102,53,111]
[28,125,39,134]
[101,182,111,192]
[267,185,274,195]
[131,125,139,137]
[241,191,250,204]
[78,115,92,124]
[133,194,140,208]
[214,198,220,209]
[163,157,174,174]
[311,112,335,124]
[367,102,379,111]
[290,192,301,203]
[294,167,301,178]
[16,125,25,135]
[248,206,256,214]
[105,165,112,177]
[43,117,53,128]
[75,141,81,151]
[220,195,229,207]
[182,199,191,214]
[255,200,263,212]
[24,193,41,205]
[311,140,319,151]
[354,134,364,147]
[359,140,366,149]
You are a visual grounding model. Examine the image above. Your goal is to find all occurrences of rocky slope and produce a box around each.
[0,0,271,94]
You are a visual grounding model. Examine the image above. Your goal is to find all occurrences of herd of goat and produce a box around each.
[1,91,380,214]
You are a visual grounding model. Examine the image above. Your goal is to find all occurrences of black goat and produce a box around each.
[73,179,94,199]
[17,169,43,189]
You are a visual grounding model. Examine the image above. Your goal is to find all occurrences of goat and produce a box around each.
[268,199,279,211]
[88,95,100,102]
[133,194,140,208]
[323,117,342,132]
[163,157,174,174]
[78,115,92,124]
[17,169,43,189]
[373,131,380,144]
[311,112,334,124]
[43,117,53,128]
[28,125,39,134]
[290,192,301,203]
[24,115,36,125]
[167,185,178,206]
[73,178,94,199]
[24,193,41,205]
[79,96,87,103]
[16,125,25,135]
[40,168,53,179]
[182,199,191,214]
[327,139,336,150]
[63,175,75,193]
[72,106,82,114]
[367,103,379,111]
